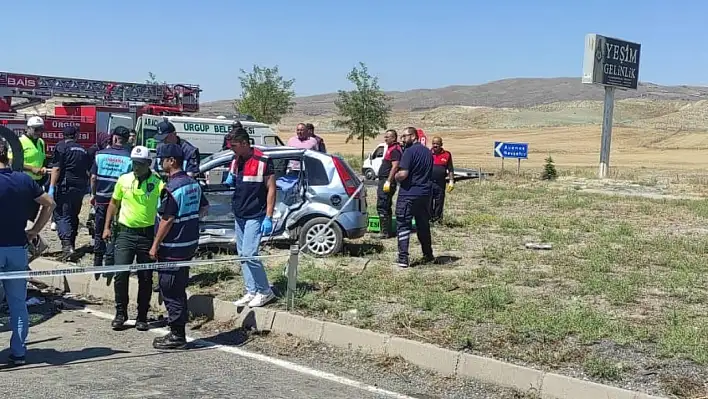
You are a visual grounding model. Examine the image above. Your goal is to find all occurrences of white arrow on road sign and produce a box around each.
[494,142,504,157]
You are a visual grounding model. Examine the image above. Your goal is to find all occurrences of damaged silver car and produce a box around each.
[197,147,368,257]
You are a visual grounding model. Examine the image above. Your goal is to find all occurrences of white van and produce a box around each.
[362,142,480,181]
[129,115,285,157]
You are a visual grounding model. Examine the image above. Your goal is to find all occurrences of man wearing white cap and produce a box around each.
[102,145,164,331]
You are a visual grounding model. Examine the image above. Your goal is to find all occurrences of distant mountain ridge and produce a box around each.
[199,77,708,118]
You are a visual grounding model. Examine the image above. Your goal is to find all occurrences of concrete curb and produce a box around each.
[30,258,667,399]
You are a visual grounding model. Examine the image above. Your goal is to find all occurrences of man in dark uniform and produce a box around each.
[49,126,91,261]
[153,120,200,178]
[394,127,434,268]
[430,136,455,223]
[150,143,209,349]
[90,126,133,273]
[376,129,402,239]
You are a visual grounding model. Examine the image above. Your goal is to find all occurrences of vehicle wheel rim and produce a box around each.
[305,224,337,255]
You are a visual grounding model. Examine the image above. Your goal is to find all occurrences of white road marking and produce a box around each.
[77,307,417,399]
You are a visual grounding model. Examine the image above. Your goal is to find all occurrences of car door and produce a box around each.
[268,153,307,236]
[198,155,237,244]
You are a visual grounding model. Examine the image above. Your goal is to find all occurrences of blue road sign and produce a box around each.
[494,141,528,159]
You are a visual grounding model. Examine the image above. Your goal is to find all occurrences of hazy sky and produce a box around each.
[4,0,705,101]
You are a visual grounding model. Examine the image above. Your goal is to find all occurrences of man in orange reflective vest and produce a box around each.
[430,136,454,223]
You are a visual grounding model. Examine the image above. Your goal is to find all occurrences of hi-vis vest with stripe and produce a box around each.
[12,135,46,180]
[158,173,203,261]
[229,148,269,183]
[94,147,133,203]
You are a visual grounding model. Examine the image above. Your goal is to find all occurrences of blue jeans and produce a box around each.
[0,247,29,357]
[234,217,271,295]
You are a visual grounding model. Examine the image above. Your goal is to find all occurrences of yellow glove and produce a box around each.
[446,182,454,193]
[383,181,391,193]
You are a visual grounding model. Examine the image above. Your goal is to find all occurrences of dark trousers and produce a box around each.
[55,186,85,244]
[113,225,155,319]
[431,180,446,222]
[158,259,190,332]
[396,195,433,266]
[376,179,397,237]
[93,203,115,267]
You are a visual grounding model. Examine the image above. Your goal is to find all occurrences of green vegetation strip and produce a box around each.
[190,179,708,386]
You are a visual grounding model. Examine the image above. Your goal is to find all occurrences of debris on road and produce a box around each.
[524,242,552,250]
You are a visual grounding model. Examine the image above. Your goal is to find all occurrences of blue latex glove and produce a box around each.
[48,185,55,197]
[224,173,234,187]
[261,217,273,236]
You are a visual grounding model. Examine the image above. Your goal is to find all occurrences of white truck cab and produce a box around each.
[124,115,285,157]
[362,142,389,180]
[362,137,478,182]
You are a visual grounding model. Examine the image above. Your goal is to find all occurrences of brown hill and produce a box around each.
[198,77,708,133]
[199,77,708,117]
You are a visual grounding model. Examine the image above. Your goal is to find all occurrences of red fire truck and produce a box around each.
[0,71,201,154]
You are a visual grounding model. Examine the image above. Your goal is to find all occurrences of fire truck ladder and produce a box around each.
[0,72,201,113]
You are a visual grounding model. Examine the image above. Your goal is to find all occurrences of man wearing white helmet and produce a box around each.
[14,117,48,221]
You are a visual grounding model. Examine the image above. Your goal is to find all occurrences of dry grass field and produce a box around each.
[315,126,708,171]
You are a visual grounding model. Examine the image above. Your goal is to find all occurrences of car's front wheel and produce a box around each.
[298,217,344,257]
[363,168,376,181]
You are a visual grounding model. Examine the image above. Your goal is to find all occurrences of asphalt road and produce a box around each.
[0,307,409,399]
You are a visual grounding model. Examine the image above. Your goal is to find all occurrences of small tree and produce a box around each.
[541,155,558,180]
[234,65,295,125]
[333,62,392,163]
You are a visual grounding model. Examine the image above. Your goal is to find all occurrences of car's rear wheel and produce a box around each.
[299,217,343,257]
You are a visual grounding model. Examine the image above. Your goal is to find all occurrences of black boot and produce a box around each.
[379,217,392,239]
[60,240,74,262]
[111,313,128,330]
[135,320,150,331]
[153,326,187,350]
[135,311,150,332]
[93,253,103,281]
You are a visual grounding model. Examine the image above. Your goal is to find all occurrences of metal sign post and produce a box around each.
[599,86,616,178]
[582,33,641,178]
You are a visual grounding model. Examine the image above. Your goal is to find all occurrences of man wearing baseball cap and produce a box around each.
[102,145,164,331]
[49,125,91,261]
[150,143,209,349]
[153,120,200,177]
[89,126,133,275]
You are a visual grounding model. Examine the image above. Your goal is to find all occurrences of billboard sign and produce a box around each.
[582,33,641,90]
